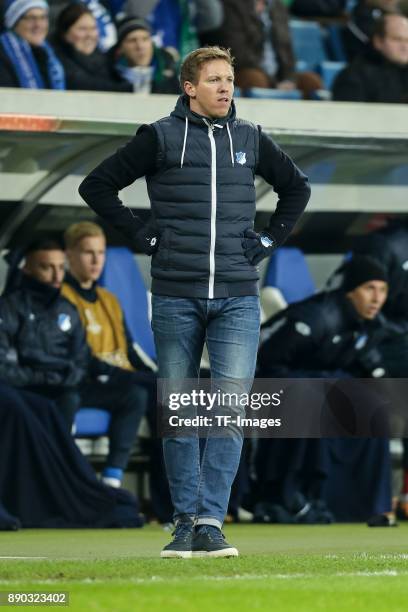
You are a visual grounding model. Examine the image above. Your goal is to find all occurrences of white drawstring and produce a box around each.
[180,116,188,168]
[184,118,234,167]
[226,123,234,166]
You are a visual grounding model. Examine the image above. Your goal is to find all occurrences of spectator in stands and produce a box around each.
[0,0,65,89]
[0,380,143,528]
[53,2,132,92]
[47,0,118,50]
[333,13,408,101]
[343,0,401,61]
[62,222,153,489]
[290,0,348,18]
[121,0,224,52]
[79,0,118,50]
[256,256,394,524]
[201,0,322,98]
[111,16,180,93]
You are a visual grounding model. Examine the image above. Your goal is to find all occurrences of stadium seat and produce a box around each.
[245,88,302,100]
[263,247,316,304]
[289,20,328,71]
[75,408,111,437]
[318,61,346,90]
[98,246,156,360]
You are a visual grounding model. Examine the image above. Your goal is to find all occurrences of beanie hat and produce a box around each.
[342,255,388,292]
[116,16,151,47]
[5,0,48,29]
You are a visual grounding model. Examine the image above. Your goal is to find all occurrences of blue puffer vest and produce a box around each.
[146,95,260,299]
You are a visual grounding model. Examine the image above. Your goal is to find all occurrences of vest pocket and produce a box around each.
[153,227,171,270]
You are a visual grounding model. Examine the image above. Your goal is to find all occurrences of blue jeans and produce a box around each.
[152,295,260,528]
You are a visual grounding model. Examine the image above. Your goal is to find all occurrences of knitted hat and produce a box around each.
[5,0,48,29]
[342,255,388,292]
[116,16,151,47]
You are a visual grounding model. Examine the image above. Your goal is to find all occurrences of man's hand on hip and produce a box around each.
[133,220,160,255]
[242,229,276,265]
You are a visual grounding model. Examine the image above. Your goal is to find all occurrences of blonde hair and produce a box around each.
[64,221,105,249]
[180,46,234,88]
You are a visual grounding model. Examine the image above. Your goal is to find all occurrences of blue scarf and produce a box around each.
[0,31,65,89]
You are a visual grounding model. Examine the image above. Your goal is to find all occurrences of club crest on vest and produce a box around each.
[235,151,247,165]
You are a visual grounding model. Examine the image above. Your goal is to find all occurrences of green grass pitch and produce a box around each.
[1,524,407,611]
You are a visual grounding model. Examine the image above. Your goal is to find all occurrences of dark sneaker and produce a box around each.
[160,518,194,558]
[192,525,238,558]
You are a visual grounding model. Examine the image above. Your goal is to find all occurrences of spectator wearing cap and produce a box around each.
[53,2,132,92]
[0,0,65,89]
[254,256,393,525]
[120,0,224,51]
[111,16,180,94]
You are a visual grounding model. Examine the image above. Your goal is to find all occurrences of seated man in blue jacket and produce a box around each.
[256,255,394,524]
[0,237,147,491]
[330,219,408,518]
[0,238,87,421]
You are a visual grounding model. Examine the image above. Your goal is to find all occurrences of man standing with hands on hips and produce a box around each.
[79,46,311,558]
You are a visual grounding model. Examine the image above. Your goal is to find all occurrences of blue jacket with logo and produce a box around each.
[0,275,89,388]
[258,290,388,378]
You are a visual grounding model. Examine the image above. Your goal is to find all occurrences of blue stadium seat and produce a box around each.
[289,20,328,71]
[319,61,346,90]
[263,247,315,303]
[75,408,111,437]
[245,88,302,100]
[98,246,156,359]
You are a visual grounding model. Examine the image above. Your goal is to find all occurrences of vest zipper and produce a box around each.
[206,121,217,300]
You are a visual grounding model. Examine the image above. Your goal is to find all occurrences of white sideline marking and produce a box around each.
[1,571,407,585]
[0,557,47,560]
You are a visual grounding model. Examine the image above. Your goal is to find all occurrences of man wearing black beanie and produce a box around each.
[259,254,389,379]
[111,15,180,94]
[255,255,392,525]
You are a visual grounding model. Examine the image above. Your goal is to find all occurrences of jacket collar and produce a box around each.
[20,272,61,306]
[64,271,98,303]
[170,94,236,127]
[359,45,406,70]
